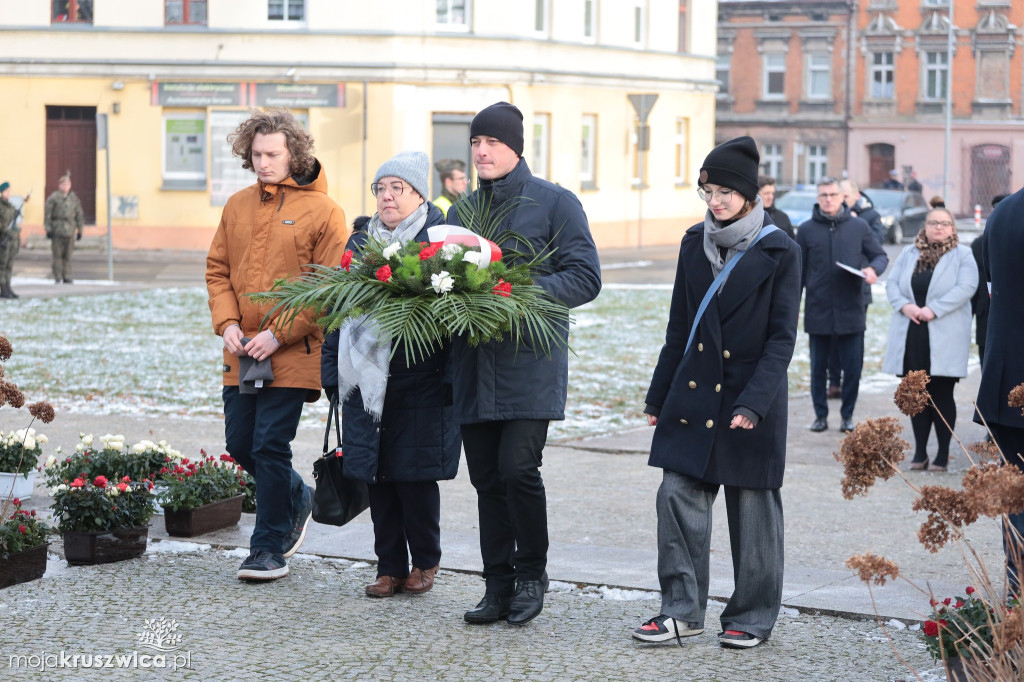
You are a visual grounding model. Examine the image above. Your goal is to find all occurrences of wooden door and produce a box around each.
[45,105,97,224]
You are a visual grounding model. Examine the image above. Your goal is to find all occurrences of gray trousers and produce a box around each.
[51,235,74,281]
[656,470,784,640]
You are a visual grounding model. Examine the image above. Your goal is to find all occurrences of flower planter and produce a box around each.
[0,543,48,589]
[0,470,35,500]
[162,495,244,537]
[62,526,149,565]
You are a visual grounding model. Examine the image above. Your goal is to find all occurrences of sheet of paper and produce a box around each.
[835,261,867,279]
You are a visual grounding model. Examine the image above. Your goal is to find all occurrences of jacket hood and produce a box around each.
[259,158,328,195]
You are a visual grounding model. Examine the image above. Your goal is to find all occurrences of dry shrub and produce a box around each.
[1010,383,1024,416]
[846,553,900,586]
[895,370,930,417]
[969,440,1004,463]
[962,462,1024,518]
[913,485,979,553]
[835,417,909,499]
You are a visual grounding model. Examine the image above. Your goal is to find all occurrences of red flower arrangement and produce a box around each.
[375,265,393,282]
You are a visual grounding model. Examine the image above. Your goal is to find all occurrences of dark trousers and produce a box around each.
[909,376,957,467]
[461,419,550,593]
[368,480,441,578]
[223,386,307,555]
[809,332,863,420]
[827,337,841,389]
[51,235,74,281]
[993,425,1024,592]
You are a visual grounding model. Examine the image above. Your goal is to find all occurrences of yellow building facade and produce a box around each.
[0,0,718,249]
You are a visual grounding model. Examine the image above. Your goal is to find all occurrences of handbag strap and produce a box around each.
[322,394,342,455]
[684,225,778,355]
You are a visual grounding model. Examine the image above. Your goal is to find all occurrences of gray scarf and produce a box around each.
[337,201,429,419]
[702,196,765,283]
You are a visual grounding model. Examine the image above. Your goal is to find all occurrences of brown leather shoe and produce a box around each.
[405,565,439,594]
[365,575,405,598]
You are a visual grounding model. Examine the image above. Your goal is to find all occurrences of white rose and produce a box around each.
[37,434,48,444]
[45,455,56,468]
[55,446,63,454]
[51,484,68,494]
[75,444,84,453]
[82,435,94,446]
[24,437,36,450]
[132,443,146,454]
[107,488,120,497]
[108,441,124,452]
[158,440,167,447]
[382,242,402,259]
[431,271,455,295]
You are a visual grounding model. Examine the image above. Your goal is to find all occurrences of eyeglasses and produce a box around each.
[926,220,955,228]
[371,182,408,197]
[697,187,736,202]
[817,192,842,200]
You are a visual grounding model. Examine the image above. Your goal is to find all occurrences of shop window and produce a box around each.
[52,0,93,23]
[166,0,207,26]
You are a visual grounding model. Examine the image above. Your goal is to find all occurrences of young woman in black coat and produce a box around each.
[632,137,801,649]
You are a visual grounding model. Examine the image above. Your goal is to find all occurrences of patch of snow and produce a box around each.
[148,540,212,554]
[778,606,801,617]
[602,260,654,270]
[885,619,908,630]
[594,586,659,601]
[547,580,577,593]
[220,547,251,558]
[346,561,371,570]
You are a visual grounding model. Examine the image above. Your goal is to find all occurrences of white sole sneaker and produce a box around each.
[283,510,311,559]
[632,618,704,642]
[719,632,762,648]
[237,564,289,581]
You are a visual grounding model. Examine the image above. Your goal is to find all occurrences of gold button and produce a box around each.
[698,343,703,351]
[706,419,714,428]
[723,350,731,359]
[715,384,721,392]
[679,419,688,425]
[688,381,697,389]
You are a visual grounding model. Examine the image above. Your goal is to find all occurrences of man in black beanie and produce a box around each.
[449,102,602,626]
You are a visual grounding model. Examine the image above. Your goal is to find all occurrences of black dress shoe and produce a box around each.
[840,417,855,433]
[809,417,828,432]
[507,573,549,626]
[464,593,512,624]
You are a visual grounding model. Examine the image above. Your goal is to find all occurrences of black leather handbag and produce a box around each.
[311,395,369,526]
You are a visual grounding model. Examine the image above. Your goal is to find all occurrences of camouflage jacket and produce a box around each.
[44,190,84,238]
[0,198,16,240]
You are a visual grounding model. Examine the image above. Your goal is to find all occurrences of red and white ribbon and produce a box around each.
[427,225,502,268]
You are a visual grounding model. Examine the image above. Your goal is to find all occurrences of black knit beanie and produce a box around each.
[470,102,524,157]
[699,136,760,201]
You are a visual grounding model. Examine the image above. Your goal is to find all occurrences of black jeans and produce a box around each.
[809,332,863,420]
[223,386,307,555]
[993,425,1024,593]
[461,419,550,593]
[367,480,441,578]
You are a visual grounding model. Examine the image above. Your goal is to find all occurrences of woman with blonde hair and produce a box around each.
[882,207,978,471]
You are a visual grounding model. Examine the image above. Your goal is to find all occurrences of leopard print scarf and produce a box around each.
[913,228,958,274]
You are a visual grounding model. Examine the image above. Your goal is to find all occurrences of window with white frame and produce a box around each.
[632,1,645,46]
[532,113,550,181]
[761,143,783,180]
[583,0,596,40]
[162,114,206,189]
[806,53,831,99]
[716,54,731,95]
[268,0,303,22]
[581,114,597,188]
[534,0,549,36]
[806,144,827,184]
[924,50,949,100]
[437,0,470,29]
[763,53,786,98]
[674,117,689,184]
[870,52,894,99]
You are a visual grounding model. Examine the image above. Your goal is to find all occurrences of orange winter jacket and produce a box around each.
[206,160,349,394]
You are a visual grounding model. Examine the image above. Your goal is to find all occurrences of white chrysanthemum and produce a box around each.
[441,243,462,260]
[82,434,94,446]
[430,271,455,295]
[24,437,35,450]
[382,243,402,259]
[107,441,124,452]
[36,434,48,444]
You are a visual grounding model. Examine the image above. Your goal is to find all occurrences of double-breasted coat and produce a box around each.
[645,222,802,490]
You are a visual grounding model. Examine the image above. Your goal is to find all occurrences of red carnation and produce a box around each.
[492,279,512,297]
[419,244,440,261]
[117,482,129,492]
[94,475,108,488]
[923,620,939,637]
[70,478,85,488]
[376,265,392,282]
[340,250,354,271]
[966,586,976,595]
[18,525,26,534]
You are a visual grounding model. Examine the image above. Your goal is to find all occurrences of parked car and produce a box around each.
[772,190,818,232]
[860,189,928,244]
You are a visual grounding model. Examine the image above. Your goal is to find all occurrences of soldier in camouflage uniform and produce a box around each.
[44,173,84,284]
[0,181,28,299]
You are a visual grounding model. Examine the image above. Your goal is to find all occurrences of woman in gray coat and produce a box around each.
[882,207,978,471]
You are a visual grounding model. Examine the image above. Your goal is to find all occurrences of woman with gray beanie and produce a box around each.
[321,150,461,598]
[634,136,801,649]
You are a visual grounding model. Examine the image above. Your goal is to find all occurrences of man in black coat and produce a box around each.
[447,102,602,626]
[757,176,794,239]
[796,177,888,433]
[974,187,1024,588]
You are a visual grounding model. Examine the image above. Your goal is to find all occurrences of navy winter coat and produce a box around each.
[645,222,801,490]
[975,188,1024,431]
[321,202,461,484]
[796,204,888,336]
[446,158,602,424]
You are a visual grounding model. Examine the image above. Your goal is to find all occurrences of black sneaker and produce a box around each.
[283,484,314,559]
[237,550,288,581]
[718,630,763,649]
[632,614,704,644]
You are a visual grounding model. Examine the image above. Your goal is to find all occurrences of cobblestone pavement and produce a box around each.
[0,544,943,681]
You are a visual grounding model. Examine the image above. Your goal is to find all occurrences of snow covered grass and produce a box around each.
[0,284,910,440]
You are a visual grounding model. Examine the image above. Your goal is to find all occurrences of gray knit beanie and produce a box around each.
[374,151,430,200]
